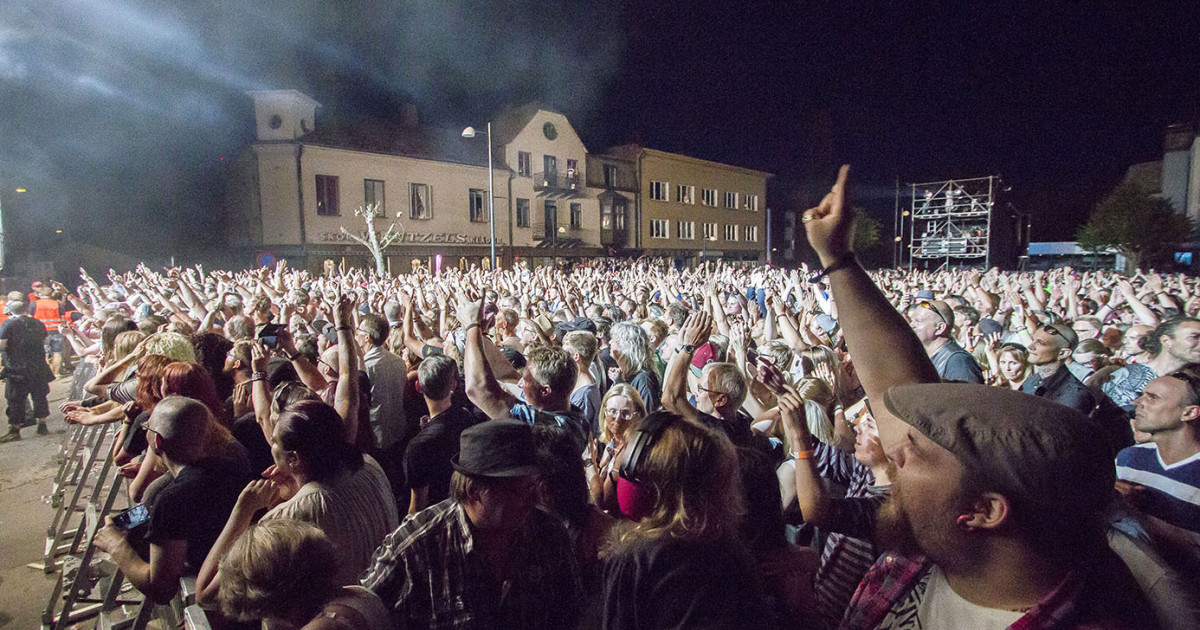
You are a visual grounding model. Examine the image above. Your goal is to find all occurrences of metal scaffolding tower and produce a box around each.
[906,176,996,270]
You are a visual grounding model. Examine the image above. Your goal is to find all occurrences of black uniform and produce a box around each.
[0,315,53,430]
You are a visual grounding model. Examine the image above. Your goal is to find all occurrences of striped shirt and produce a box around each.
[261,456,399,586]
[1116,442,1200,533]
[360,499,582,630]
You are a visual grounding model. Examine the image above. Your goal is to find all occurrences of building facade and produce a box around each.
[225,90,769,272]
[600,145,771,265]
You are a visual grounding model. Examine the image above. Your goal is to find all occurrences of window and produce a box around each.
[410,183,431,219]
[518,151,532,177]
[544,155,557,178]
[315,175,339,216]
[650,219,670,239]
[745,194,759,211]
[516,199,530,227]
[603,164,618,187]
[745,225,759,242]
[677,221,695,240]
[469,189,487,223]
[724,191,739,209]
[724,224,739,241]
[364,179,385,211]
[701,188,717,206]
[703,222,718,241]
[676,185,695,204]
[649,180,669,201]
[570,203,582,229]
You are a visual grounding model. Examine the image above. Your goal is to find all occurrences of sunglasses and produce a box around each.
[916,301,947,326]
[1041,325,1071,346]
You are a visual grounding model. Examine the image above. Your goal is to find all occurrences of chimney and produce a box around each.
[400,103,419,128]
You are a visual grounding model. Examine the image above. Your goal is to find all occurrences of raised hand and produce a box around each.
[802,165,853,266]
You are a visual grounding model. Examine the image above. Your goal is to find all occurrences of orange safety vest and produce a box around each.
[33,298,61,332]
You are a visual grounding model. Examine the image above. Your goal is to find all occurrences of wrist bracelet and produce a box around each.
[794,449,815,460]
[465,323,480,331]
[251,371,267,381]
[809,253,857,284]
[287,352,303,362]
[335,325,351,332]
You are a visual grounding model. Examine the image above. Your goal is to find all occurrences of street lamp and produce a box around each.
[461,124,496,270]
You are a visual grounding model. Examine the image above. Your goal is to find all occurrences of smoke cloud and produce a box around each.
[0,0,624,263]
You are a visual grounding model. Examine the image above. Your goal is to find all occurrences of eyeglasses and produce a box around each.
[605,408,635,420]
[916,301,946,326]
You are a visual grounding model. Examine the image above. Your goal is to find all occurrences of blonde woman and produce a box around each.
[602,412,772,628]
[589,384,646,514]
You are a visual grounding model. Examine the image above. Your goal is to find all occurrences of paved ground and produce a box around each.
[0,376,75,629]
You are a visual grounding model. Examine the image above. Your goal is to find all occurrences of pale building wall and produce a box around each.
[502,111,600,248]
[255,143,303,245]
[300,146,508,247]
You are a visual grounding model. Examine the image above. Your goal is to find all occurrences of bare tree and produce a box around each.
[340,203,406,276]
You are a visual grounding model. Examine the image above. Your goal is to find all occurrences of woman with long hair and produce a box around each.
[607,322,661,411]
[590,384,646,514]
[987,342,1033,390]
[197,400,398,606]
[602,411,771,629]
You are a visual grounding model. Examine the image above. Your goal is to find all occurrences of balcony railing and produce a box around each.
[533,171,583,195]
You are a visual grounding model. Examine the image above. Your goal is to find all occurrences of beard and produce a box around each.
[874,462,923,558]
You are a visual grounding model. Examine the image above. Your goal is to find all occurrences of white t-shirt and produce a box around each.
[916,566,1024,630]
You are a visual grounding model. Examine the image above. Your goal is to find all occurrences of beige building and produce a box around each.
[225,90,768,271]
[600,145,772,264]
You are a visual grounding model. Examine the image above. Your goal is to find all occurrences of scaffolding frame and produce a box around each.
[905,176,996,271]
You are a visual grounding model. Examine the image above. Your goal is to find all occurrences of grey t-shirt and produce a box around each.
[929,339,984,384]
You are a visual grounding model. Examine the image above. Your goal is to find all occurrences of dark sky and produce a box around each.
[3,1,1199,262]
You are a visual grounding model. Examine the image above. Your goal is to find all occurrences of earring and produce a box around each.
[956,514,977,532]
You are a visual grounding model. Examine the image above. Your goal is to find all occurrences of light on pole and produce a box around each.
[462,123,496,269]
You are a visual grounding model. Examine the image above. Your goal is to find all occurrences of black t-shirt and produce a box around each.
[404,406,479,505]
[229,411,274,475]
[0,315,47,371]
[143,456,253,571]
[602,536,772,630]
[696,411,780,465]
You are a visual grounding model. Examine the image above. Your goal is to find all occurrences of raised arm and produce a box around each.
[462,296,518,419]
[332,295,360,441]
[661,312,709,424]
[802,166,939,451]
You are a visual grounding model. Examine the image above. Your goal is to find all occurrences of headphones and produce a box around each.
[617,412,676,485]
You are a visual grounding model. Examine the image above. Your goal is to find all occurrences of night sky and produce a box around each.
[3,1,1199,265]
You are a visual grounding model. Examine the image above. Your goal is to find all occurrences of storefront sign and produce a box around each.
[317,231,492,245]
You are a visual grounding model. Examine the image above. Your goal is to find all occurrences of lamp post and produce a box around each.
[461,123,496,270]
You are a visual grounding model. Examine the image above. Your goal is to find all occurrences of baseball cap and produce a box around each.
[883,383,1114,515]
[689,342,718,377]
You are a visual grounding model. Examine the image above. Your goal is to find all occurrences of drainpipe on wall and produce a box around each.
[295,143,307,267]
[508,170,516,267]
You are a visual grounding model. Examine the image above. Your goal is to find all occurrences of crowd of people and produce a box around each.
[5,164,1200,629]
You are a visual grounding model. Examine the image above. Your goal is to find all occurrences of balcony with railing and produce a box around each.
[533,171,584,196]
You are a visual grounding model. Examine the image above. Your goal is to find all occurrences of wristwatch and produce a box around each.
[680,344,697,354]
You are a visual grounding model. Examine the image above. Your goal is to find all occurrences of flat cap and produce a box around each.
[884,383,1114,513]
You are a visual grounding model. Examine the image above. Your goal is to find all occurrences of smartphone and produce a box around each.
[257,323,283,349]
[111,504,149,531]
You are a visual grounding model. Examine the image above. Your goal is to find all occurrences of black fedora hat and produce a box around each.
[451,420,540,478]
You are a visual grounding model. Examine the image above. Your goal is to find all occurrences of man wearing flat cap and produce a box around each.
[802,166,1155,629]
[362,420,581,630]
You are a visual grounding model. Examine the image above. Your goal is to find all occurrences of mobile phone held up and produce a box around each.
[111,504,150,531]
[257,323,284,349]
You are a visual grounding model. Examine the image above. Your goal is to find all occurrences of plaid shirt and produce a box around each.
[839,553,1144,630]
[360,499,582,630]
